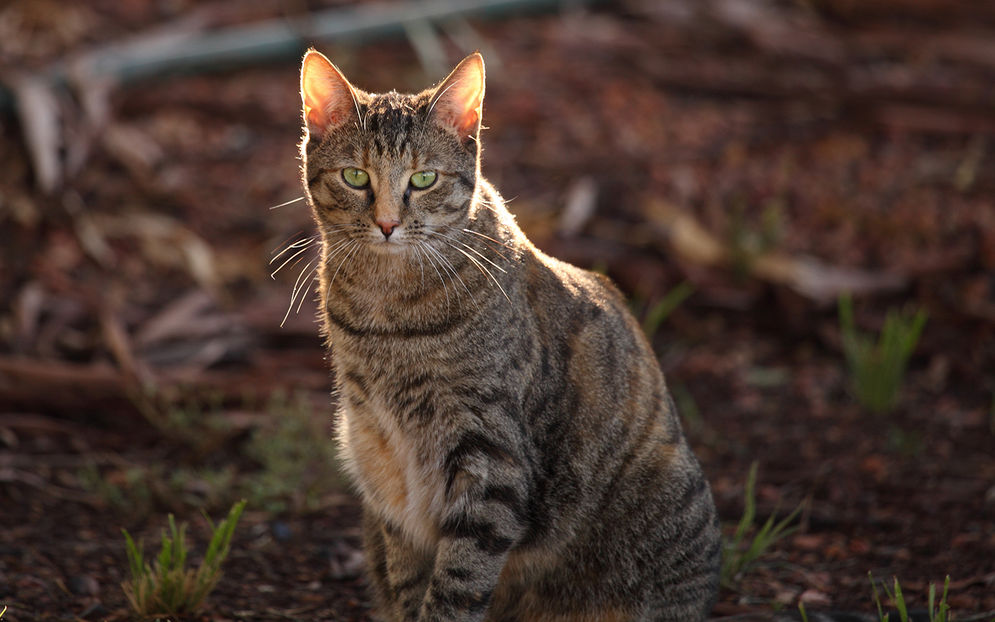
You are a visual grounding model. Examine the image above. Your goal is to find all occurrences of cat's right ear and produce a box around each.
[300,50,360,140]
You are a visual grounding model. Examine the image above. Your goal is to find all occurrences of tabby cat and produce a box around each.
[298,49,721,621]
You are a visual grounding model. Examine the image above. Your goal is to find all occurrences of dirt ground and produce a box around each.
[1,1,993,620]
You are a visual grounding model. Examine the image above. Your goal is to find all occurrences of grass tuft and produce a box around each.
[121,499,246,618]
[838,295,927,414]
[869,573,952,622]
[721,462,805,588]
[244,392,344,513]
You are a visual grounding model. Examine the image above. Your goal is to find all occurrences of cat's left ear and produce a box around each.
[300,49,360,139]
[429,52,485,143]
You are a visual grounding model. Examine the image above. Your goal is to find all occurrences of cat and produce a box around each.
[298,49,721,621]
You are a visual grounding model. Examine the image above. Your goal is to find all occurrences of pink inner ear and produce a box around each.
[437,87,481,137]
[301,52,355,135]
[431,55,485,139]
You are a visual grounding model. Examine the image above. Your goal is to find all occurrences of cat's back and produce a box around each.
[482,244,722,621]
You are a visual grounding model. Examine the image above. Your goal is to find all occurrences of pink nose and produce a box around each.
[377,219,400,237]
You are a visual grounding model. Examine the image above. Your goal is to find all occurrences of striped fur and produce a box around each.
[299,50,721,621]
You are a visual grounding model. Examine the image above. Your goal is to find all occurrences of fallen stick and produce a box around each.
[644,200,908,305]
[0,0,600,114]
[0,356,329,421]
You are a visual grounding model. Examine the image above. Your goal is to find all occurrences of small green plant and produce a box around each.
[641,281,694,338]
[79,462,237,517]
[721,462,805,588]
[121,499,246,618]
[244,392,344,513]
[927,576,952,622]
[672,383,704,436]
[838,295,927,414]
[727,199,785,280]
[129,385,234,455]
[798,601,809,622]
[869,573,951,622]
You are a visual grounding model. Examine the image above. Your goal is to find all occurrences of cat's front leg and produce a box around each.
[363,509,433,622]
[417,435,528,622]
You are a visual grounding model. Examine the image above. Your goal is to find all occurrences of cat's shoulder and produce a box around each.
[527,249,625,305]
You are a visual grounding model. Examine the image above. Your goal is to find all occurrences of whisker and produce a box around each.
[279,235,358,327]
[282,256,317,327]
[460,228,516,253]
[270,233,313,259]
[415,242,425,289]
[322,237,356,262]
[431,229,508,272]
[295,266,320,315]
[268,196,306,210]
[270,239,316,278]
[440,239,510,303]
[329,241,362,288]
[423,241,471,299]
[476,200,500,215]
[270,222,361,269]
[418,241,450,312]
[448,226,515,261]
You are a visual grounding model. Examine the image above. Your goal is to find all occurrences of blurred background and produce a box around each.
[0,0,993,620]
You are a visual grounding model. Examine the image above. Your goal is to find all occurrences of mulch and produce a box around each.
[1,1,993,620]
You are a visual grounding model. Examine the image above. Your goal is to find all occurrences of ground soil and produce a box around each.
[1,1,993,621]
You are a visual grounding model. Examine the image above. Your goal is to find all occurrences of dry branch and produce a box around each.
[0,356,328,421]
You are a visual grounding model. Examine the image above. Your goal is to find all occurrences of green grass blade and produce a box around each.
[642,281,694,338]
[892,577,908,622]
[121,529,145,582]
[870,572,887,621]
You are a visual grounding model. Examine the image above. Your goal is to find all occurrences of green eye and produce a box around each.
[409,170,437,189]
[342,167,370,188]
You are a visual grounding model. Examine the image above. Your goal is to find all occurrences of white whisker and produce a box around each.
[418,242,450,311]
[295,266,320,315]
[270,233,314,260]
[268,196,306,210]
[270,239,316,278]
[439,239,510,303]
[282,257,317,327]
[423,241,471,299]
[329,240,362,288]
[461,228,515,253]
[432,228,507,272]
[415,242,425,289]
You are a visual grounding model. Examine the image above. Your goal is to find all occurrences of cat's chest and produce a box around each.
[337,393,447,551]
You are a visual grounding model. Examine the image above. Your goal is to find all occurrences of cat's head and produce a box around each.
[299,50,485,255]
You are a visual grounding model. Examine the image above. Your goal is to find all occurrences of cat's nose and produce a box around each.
[377,218,400,239]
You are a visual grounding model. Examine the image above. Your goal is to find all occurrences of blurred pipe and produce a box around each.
[0,0,599,114]
[404,19,449,78]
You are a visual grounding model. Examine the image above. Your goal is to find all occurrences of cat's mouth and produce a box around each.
[368,233,411,255]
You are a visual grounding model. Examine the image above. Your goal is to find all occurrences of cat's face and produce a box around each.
[300,51,485,257]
